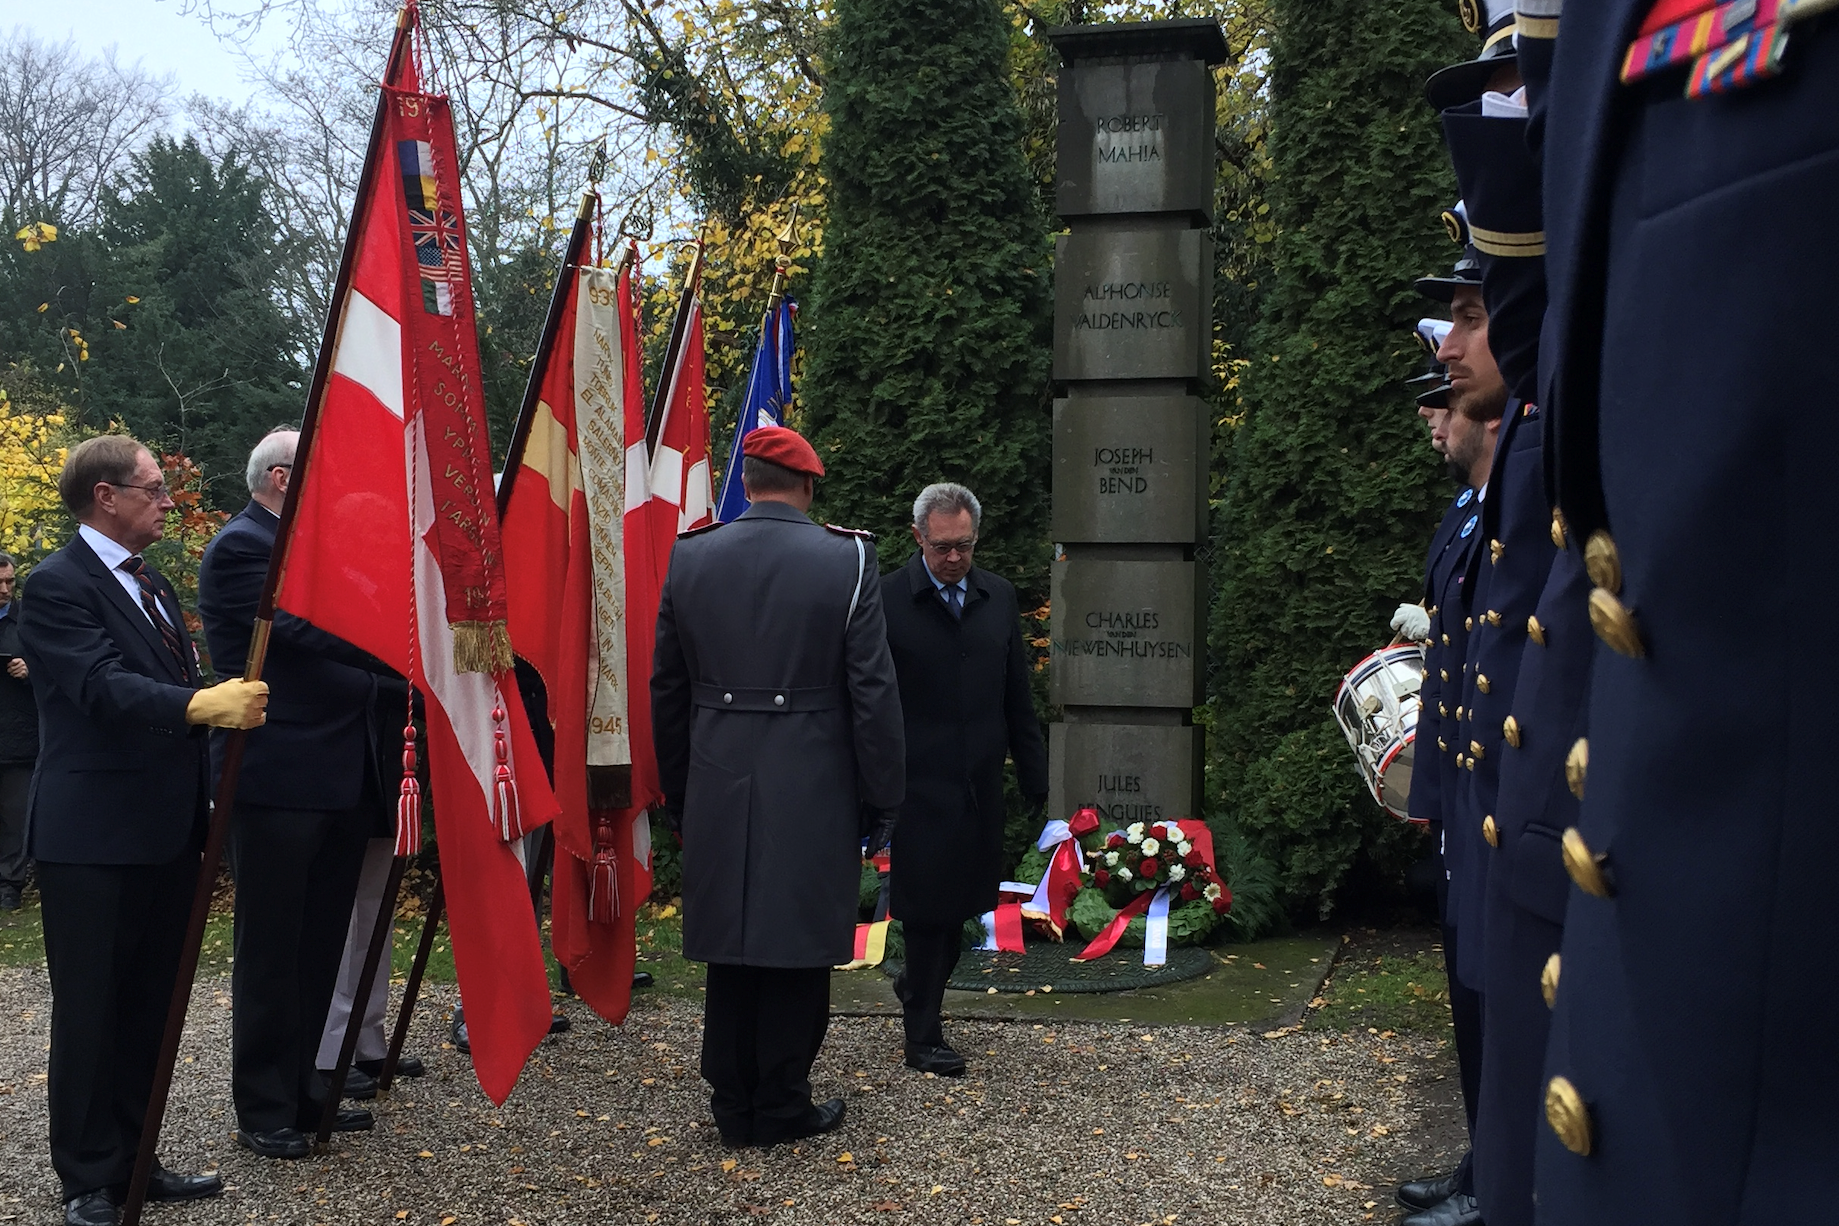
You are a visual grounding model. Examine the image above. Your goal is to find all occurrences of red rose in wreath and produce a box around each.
[1184,850,1205,868]
[1094,869,1110,887]
[1107,833,1125,849]
[1180,882,1199,902]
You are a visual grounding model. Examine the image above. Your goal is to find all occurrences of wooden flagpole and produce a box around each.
[119,9,418,1223]
[642,231,706,456]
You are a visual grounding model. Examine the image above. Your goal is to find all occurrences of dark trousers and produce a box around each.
[38,851,195,1200]
[0,762,31,889]
[700,963,830,1144]
[896,921,963,1048]
[1444,918,1484,1195]
[228,802,368,1131]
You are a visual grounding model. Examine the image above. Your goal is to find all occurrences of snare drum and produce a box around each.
[1332,644,1426,823]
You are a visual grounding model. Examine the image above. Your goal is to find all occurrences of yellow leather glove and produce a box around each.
[185,679,270,729]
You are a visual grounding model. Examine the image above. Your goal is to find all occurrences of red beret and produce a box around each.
[741,425,825,477]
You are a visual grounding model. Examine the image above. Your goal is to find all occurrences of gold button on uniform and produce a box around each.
[1439,702,1449,717]
[1469,740,1485,760]
[1562,827,1612,898]
[1440,668,1450,682]
[1465,616,1474,631]
[1490,539,1504,564]
[1584,531,1622,593]
[1541,954,1561,1009]
[1477,674,1491,694]
[1589,588,1645,657]
[1551,508,1569,549]
[1438,737,1448,752]
[1545,1076,1593,1155]
[1503,715,1521,748]
[1456,705,1465,721]
[1565,737,1588,799]
[1483,814,1499,847]
[1485,608,1502,626]
[1527,614,1546,646]
[1442,634,1451,647]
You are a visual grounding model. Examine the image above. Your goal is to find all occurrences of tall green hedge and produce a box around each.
[1209,0,1472,918]
[799,0,1051,594]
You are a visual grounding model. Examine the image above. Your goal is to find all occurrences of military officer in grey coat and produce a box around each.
[651,425,905,1149]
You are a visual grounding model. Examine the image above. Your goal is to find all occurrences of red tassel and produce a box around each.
[588,817,620,923]
[395,723,421,856]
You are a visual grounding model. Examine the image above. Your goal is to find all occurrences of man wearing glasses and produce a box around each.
[22,435,268,1225]
[881,483,1047,1076]
[198,427,398,1160]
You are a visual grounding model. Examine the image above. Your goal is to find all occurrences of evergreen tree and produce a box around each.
[799,0,1051,593]
[86,136,305,506]
[1208,0,1471,918]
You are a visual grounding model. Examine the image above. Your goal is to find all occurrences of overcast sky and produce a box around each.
[11,0,285,106]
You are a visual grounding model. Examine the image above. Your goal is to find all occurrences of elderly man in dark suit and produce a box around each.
[652,425,905,1149]
[882,482,1047,1078]
[22,435,268,1226]
[198,426,394,1160]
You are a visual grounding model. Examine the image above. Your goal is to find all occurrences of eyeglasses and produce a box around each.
[921,536,977,558]
[107,480,172,500]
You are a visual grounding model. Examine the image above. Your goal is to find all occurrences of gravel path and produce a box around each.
[0,967,1461,1225]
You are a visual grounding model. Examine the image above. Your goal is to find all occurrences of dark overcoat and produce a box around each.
[20,535,207,864]
[651,500,905,968]
[1533,8,1839,1221]
[882,553,1048,925]
[197,502,394,811]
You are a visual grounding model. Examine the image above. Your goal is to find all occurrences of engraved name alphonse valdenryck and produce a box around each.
[1074,280,1184,332]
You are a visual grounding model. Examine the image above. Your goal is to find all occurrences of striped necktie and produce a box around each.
[120,555,188,670]
[944,584,963,620]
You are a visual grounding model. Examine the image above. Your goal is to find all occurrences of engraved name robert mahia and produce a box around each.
[1094,112,1164,164]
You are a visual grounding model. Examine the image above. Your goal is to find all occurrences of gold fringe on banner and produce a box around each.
[450,620,514,674]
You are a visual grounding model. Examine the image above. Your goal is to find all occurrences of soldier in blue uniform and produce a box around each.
[1394,238,1503,1226]
[1525,0,1839,1220]
[1429,9,1588,1222]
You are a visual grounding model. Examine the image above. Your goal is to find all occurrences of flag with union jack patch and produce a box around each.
[398,139,459,315]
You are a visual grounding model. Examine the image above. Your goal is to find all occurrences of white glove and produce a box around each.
[1391,603,1431,641]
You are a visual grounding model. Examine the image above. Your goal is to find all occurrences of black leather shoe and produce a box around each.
[1398,1167,1463,1211]
[762,1096,846,1145]
[311,1107,375,1133]
[0,885,21,912]
[904,1043,967,1077]
[632,970,654,989]
[357,1055,425,1079]
[235,1127,311,1160]
[451,1011,470,1053]
[325,1066,378,1100]
[64,1191,117,1226]
[548,1012,571,1034]
[1401,1192,1484,1226]
[147,1164,224,1201]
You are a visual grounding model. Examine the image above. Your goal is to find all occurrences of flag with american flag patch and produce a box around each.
[398,139,459,315]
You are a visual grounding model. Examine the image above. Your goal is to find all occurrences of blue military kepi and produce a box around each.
[1427,0,1519,111]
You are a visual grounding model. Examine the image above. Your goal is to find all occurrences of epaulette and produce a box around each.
[678,521,724,539]
[824,524,876,540]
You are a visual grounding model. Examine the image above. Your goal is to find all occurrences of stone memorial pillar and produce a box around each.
[1047,18,1226,830]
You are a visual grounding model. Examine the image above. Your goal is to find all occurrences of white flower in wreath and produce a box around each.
[1118,866,1133,882]
[1176,840,1193,858]
[1203,882,1224,902]
[1168,863,1187,882]
[1105,851,1119,867]
[1127,822,1145,841]
[1139,837,1160,857]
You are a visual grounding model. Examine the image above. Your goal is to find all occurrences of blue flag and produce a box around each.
[716,297,796,523]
